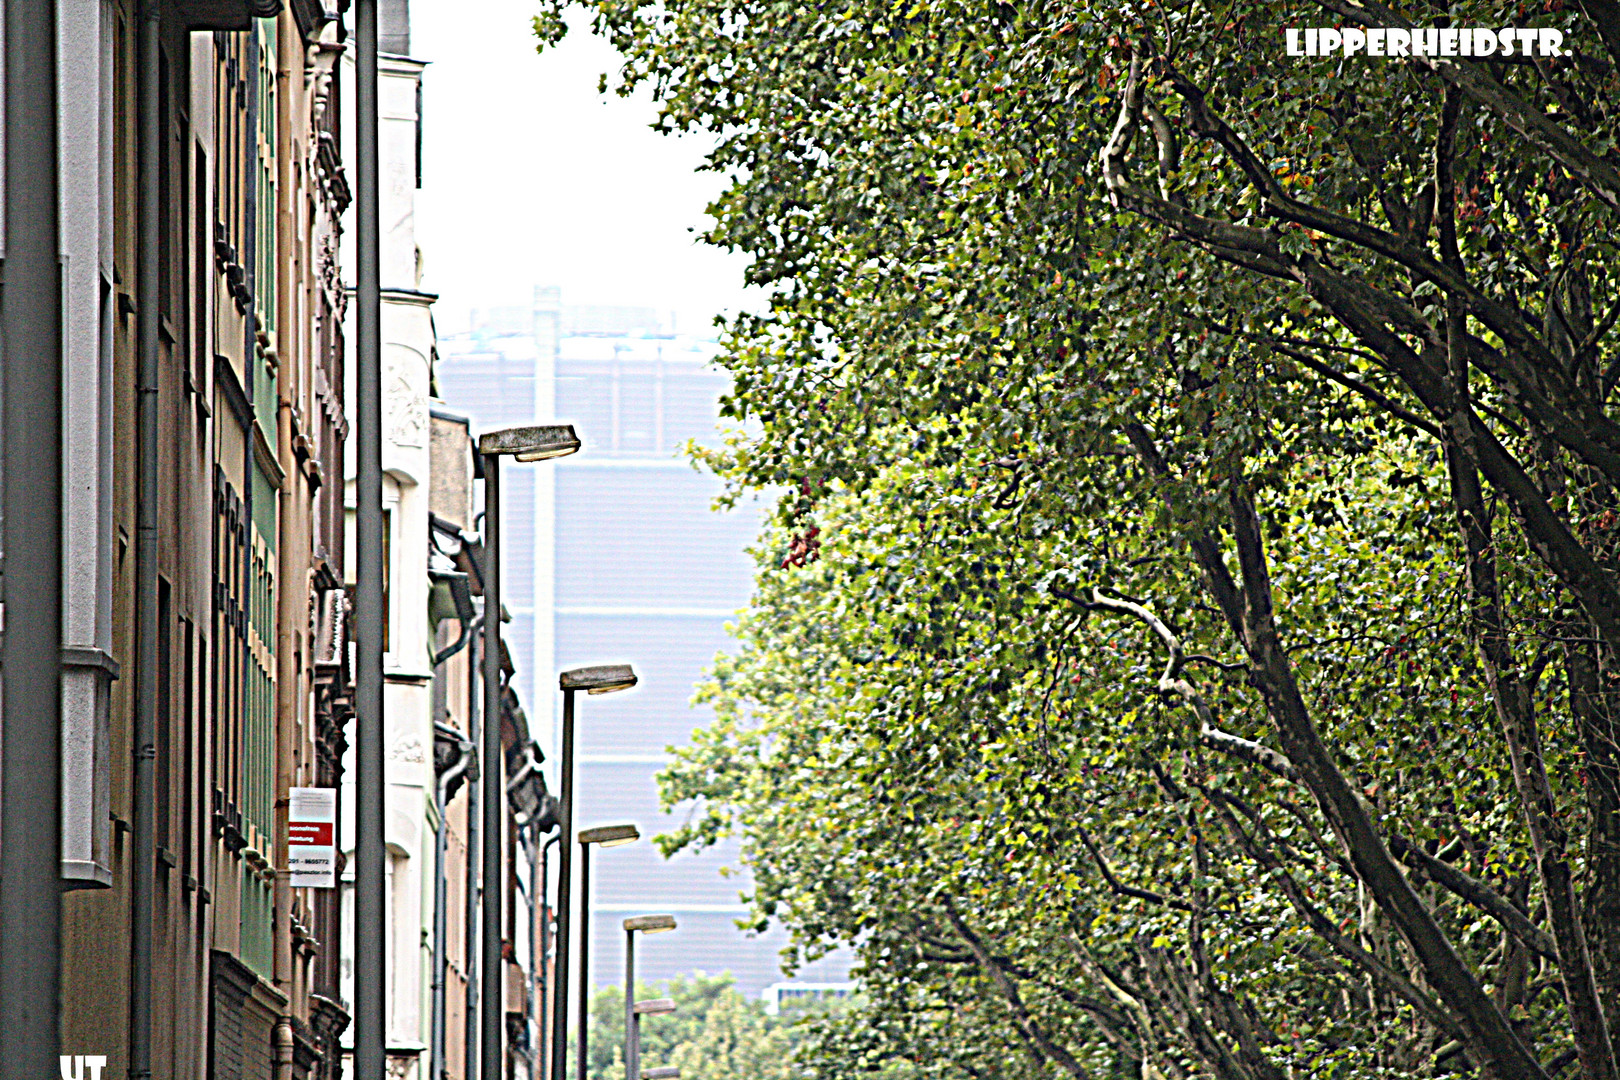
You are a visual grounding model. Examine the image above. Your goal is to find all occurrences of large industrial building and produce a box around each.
[436,290,851,996]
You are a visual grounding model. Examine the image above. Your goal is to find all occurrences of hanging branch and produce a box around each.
[942,900,1094,1079]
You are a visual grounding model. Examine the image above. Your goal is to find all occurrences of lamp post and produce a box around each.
[478,424,581,1080]
[550,666,638,1080]
[575,824,640,1080]
[623,915,677,1080]
[352,0,384,1073]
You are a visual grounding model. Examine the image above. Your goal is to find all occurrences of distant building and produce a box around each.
[762,983,857,1017]
[437,288,851,998]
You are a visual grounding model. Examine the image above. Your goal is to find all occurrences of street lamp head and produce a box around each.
[477,423,581,462]
[622,914,677,934]
[633,1000,678,1017]
[578,823,640,848]
[642,1067,680,1079]
[559,663,638,695]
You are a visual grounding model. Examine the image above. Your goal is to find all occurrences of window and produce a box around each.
[344,506,392,654]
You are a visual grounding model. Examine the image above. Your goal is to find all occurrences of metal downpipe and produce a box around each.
[432,720,474,1080]
[465,627,482,1080]
[273,14,300,1060]
[274,1018,295,1080]
[353,0,387,1075]
[482,459,503,1080]
[129,2,162,1078]
[548,690,575,1080]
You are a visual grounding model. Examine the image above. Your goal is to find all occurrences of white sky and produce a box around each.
[411,1,759,336]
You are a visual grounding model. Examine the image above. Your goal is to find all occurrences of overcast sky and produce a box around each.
[412,1,758,336]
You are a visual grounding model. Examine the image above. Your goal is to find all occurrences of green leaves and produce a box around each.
[580,975,810,1080]
[539,0,1620,1073]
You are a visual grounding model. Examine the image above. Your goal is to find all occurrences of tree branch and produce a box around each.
[1223,485,1550,1080]
[1386,833,1558,964]
[1200,784,1463,1039]
[1076,821,1199,913]
[1317,0,1620,210]
[942,900,1093,1079]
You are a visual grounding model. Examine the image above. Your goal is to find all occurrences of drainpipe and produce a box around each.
[130,1,162,1078]
[432,719,474,1080]
[529,830,556,1080]
[274,1017,295,1080]
[536,833,558,1080]
[429,567,474,667]
[464,621,482,1080]
[273,11,300,1076]
[273,333,299,1080]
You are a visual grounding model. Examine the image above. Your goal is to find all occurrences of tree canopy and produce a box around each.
[578,974,834,1080]
[535,1,1620,1077]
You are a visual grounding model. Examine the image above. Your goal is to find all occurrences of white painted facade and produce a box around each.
[339,46,440,1080]
[57,0,119,891]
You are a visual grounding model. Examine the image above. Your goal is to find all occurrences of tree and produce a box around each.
[536,0,1620,1077]
[580,975,810,1080]
[581,974,731,1078]
[669,991,797,1080]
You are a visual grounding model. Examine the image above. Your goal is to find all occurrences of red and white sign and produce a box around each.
[288,787,337,889]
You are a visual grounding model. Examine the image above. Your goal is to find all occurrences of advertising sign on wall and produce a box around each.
[288,786,338,889]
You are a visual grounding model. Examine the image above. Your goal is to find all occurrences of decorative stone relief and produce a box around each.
[390,734,426,764]
[384,346,427,449]
[307,38,343,126]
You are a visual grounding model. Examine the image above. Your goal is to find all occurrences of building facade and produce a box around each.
[333,7,552,1078]
[23,5,732,1077]
[51,0,355,1077]
[336,19,438,1080]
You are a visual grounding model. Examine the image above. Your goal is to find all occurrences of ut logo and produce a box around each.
[58,1057,107,1080]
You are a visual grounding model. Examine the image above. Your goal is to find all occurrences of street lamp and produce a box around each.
[480,424,582,462]
[623,915,677,1080]
[352,2,384,1077]
[478,424,580,1080]
[564,665,640,695]
[550,665,638,1080]
[575,824,640,1080]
